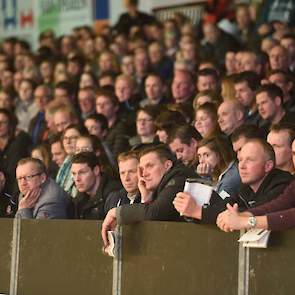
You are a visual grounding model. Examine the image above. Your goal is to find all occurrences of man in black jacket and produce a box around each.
[173,139,294,224]
[102,144,196,246]
[71,152,121,219]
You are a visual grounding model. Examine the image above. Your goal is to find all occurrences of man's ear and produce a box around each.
[40,173,47,184]
[274,96,282,107]
[164,160,173,171]
[265,160,274,173]
[94,165,101,176]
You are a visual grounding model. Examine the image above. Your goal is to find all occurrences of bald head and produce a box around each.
[218,100,245,135]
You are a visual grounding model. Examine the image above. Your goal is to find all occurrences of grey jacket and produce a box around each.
[15,178,69,219]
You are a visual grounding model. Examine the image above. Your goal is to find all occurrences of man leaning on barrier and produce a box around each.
[15,157,69,219]
[173,139,293,225]
[217,138,295,232]
[101,144,196,246]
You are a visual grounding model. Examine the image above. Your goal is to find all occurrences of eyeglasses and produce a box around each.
[75,147,93,153]
[17,172,42,182]
[63,136,78,142]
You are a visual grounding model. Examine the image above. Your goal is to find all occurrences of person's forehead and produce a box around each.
[64,128,79,137]
[16,162,37,174]
[119,158,138,170]
[76,137,91,146]
[268,130,289,143]
[241,142,263,156]
[140,152,161,164]
[72,162,90,171]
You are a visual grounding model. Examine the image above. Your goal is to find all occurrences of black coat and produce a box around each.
[73,174,122,220]
[104,188,141,214]
[201,169,294,224]
[118,162,197,224]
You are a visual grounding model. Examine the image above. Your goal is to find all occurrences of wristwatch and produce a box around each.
[248,216,257,228]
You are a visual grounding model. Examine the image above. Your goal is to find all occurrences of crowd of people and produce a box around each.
[0,0,295,246]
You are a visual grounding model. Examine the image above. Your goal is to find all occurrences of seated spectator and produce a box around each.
[217,100,245,137]
[78,87,96,120]
[0,90,15,111]
[79,71,98,90]
[233,71,262,126]
[168,124,202,170]
[0,169,13,217]
[50,134,67,169]
[101,144,197,246]
[194,102,221,139]
[105,151,141,213]
[256,84,295,130]
[15,157,68,219]
[193,90,222,109]
[56,124,88,198]
[29,84,52,145]
[173,139,293,224]
[267,70,295,112]
[231,124,264,156]
[15,79,38,132]
[148,41,173,80]
[196,136,241,197]
[140,73,169,107]
[95,89,130,158]
[71,152,121,219]
[171,70,195,106]
[155,107,187,143]
[217,139,295,231]
[267,123,295,174]
[75,134,116,177]
[53,104,79,133]
[0,109,32,194]
[129,106,159,148]
[196,68,220,93]
[84,113,115,166]
[31,143,57,178]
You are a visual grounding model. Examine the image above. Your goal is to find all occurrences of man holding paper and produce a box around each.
[173,139,293,224]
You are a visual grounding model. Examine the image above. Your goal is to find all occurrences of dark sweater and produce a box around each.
[201,169,294,224]
[249,180,295,231]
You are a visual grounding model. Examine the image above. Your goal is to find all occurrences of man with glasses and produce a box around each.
[15,157,68,219]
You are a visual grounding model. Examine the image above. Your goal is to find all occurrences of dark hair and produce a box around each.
[233,71,260,91]
[139,144,177,163]
[95,89,119,107]
[62,123,88,139]
[256,83,284,104]
[231,124,263,143]
[168,124,202,145]
[0,108,17,138]
[49,132,63,146]
[72,152,100,170]
[85,113,109,132]
[198,136,234,181]
[270,123,295,147]
[155,109,186,132]
[55,81,75,96]
[197,68,219,81]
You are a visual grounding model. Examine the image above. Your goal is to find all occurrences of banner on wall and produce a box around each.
[37,0,93,36]
[0,0,94,49]
[0,0,35,44]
